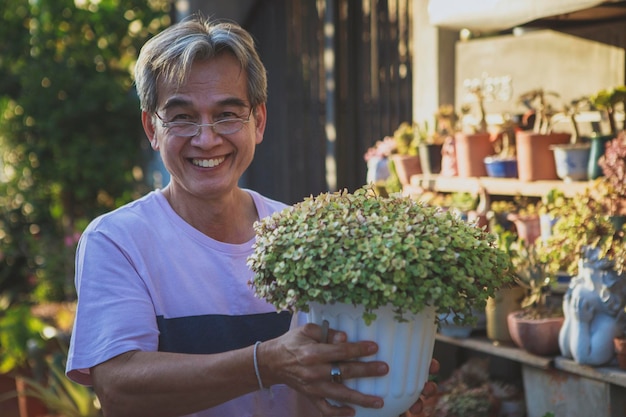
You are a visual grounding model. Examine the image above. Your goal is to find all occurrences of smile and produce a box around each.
[191,156,226,168]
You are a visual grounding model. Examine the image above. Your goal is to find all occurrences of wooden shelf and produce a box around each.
[404,175,592,198]
[555,356,626,388]
[436,333,553,369]
[436,333,626,388]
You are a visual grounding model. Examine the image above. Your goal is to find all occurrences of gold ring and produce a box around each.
[330,363,342,383]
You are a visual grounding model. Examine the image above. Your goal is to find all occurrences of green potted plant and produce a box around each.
[248,186,513,417]
[483,116,518,179]
[388,122,422,186]
[550,97,592,182]
[589,85,626,138]
[455,86,493,178]
[506,240,564,356]
[515,89,571,181]
[415,119,444,176]
[485,227,526,345]
[0,328,101,417]
[587,86,626,179]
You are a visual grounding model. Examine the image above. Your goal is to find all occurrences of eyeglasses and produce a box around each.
[155,108,253,137]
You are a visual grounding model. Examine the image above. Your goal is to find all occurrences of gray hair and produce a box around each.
[134,15,267,113]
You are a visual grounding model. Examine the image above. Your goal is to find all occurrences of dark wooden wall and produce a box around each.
[238,0,414,204]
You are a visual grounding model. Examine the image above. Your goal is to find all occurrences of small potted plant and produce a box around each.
[455,86,494,178]
[483,116,518,179]
[587,86,626,179]
[550,97,592,182]
[515,89,571,181]
[248,186,513,417]
[506,240,564,356]
[589,85,626,139]
[388,121,422,186]
[536,175,626,365]
[415,119,445,176]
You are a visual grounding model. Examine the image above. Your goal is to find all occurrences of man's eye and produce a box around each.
[216,112,239,121]
[170,113,195,122]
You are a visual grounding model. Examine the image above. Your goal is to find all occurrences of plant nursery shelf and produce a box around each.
[405,175,592,198]
[435,333,553,369]
[436,333,626,388]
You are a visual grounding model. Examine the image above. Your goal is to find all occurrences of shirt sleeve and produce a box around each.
[66,225,160,386]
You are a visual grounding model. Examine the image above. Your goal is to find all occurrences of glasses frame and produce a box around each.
[154,108,254,137]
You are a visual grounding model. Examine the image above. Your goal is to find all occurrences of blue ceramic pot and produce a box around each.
[484,156,518,178]
[551,143,591,182]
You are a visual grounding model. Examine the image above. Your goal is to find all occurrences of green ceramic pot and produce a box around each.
[587,134,614,180]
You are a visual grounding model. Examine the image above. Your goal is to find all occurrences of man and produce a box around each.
[66,14,438,417]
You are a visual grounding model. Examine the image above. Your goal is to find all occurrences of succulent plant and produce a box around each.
[537,185,625,277]
[248,186,514,324]
[598,130,626,215]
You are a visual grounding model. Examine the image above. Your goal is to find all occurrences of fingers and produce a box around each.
[311,382,384,415]
[323,361,388,383]
[303,322,347,344]
[311,397,356,417]
[429,358,440,375]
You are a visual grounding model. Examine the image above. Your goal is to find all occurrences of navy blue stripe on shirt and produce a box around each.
[156,311,292,354]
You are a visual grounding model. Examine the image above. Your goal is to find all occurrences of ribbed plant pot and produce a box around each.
[307,302,437,417]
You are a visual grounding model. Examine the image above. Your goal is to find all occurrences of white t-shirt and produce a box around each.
[66,189,312,417]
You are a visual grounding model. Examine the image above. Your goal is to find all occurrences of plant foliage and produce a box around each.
[0,0,170,303]
[248,186,513,324]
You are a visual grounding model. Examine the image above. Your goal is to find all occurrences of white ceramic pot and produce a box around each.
[307,302,437,417]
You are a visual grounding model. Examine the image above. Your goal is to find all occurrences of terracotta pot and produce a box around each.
[506,213,541,245]
[391,154,422,186]
[454,132,493,178]
[614,337,626,369]
[515,131,570,181]
[0,374,20,417]
[16,375,49,417]
[507,311,564,356]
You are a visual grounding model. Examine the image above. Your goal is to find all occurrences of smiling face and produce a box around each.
[142,53,266,203]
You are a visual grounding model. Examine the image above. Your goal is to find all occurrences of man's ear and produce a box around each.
[253,103,267,145]
[141,111,159,150]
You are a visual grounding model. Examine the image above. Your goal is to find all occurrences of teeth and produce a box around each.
[192,157,225,168]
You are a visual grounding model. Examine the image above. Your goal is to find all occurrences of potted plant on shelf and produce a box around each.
[388,121,422,186]
[589,85,626,139]
[515,89,571,181]
[536,171,626,365]
[248,186,513,417]
[485,227,526,346]
[483,115,518,179]
[550,97,592,182]
[587,86,626,180]
[455,86,494,178]
[415,119,445,176]
[506,240,564,356]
